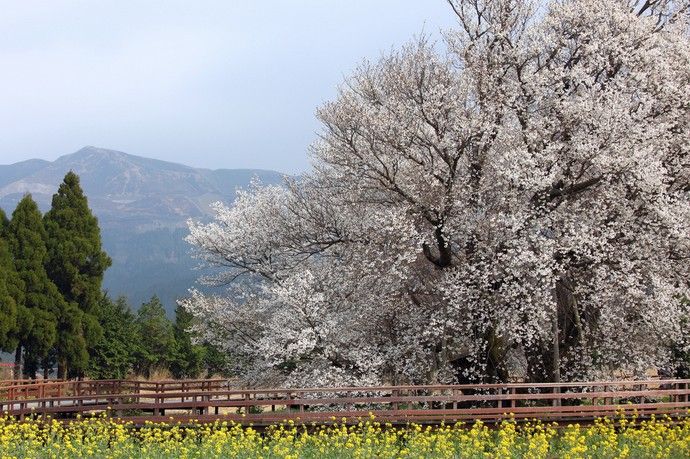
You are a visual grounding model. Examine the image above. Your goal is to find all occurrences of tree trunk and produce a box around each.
[484,327,509,383]
[552,312,560,383]
[552,300,562,407]
[57,357,67,380]
[13,344,22,380]
[43,365,50,380]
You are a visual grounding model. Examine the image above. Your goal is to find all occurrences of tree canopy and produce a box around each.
[87,296,139,379]
[134,296,176,378]
[44,171,111,378]
[183,0,690,386]
[1,173,223,380]
[87,295,225,379]
[7,195,63,378]
[0,215,21,352]
[169,303,206,379]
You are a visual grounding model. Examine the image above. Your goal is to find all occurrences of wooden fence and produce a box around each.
[1,378,689,426]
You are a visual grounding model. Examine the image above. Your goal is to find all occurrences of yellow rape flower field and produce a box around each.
[1,413,690,458]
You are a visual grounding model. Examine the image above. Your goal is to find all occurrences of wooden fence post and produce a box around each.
[552,385,561,407]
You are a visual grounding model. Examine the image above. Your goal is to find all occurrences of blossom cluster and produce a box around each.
[183,0,690,386]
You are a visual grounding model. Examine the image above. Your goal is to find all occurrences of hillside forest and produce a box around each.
[0,172,224,379]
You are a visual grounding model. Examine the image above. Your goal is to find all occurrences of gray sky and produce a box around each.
[0,1,457,174]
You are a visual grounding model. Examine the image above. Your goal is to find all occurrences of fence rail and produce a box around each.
[1,378,689,426]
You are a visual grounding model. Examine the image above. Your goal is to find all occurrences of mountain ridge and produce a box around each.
[0,146,285,312]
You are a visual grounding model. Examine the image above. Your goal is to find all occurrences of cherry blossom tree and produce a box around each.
[182,0,690,386]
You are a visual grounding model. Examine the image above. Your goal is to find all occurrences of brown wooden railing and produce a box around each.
[0,378,227,402]
[0,378,65,387]
[1,378,689,425]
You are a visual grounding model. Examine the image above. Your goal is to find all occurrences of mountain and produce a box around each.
[0,159,51,188]
[0,146,285,312]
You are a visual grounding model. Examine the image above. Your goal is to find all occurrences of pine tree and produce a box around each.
[7,195,63,378]
[44,172,111,378]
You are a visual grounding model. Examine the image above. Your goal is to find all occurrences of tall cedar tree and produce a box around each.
[0,208,22,352]
[44,172,111,378]
[7,195,63,378]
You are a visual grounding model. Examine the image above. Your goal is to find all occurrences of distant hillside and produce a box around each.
[0,146,285,312]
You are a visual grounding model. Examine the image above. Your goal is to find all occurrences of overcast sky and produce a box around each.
[0,1,457,173]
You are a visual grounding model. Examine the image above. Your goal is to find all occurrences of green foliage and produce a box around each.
[134,296,176,378]
[7,195,64,376]
[0,217,21,351]
[84,294,229,379]
[0,207,23,351]
[44,172,111,377]
[44,171,111,312]
[3,184,224,380]
[201,342,229,377]
[169,304,205,379]
[54,301,91,377]
[0,207,8,230]
[88,296,140,379]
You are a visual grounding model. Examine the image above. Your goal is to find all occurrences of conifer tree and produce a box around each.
[0,208,8,229]
[7,195,63,378]
[88,296,139,379]
[134,296,175,378]
[0,208,21,353]
[170,303,205,378]
[44,172,111,378]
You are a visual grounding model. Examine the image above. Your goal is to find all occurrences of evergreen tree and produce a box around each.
[88,296,139,379]
[202,343,229,377]
[0,208,21,352]
[0,238,17,350]
[44,172,111,378]
[0,208,8,230]
[169,304,205,379]
[134,296,175,378]
[7,195,63,378]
